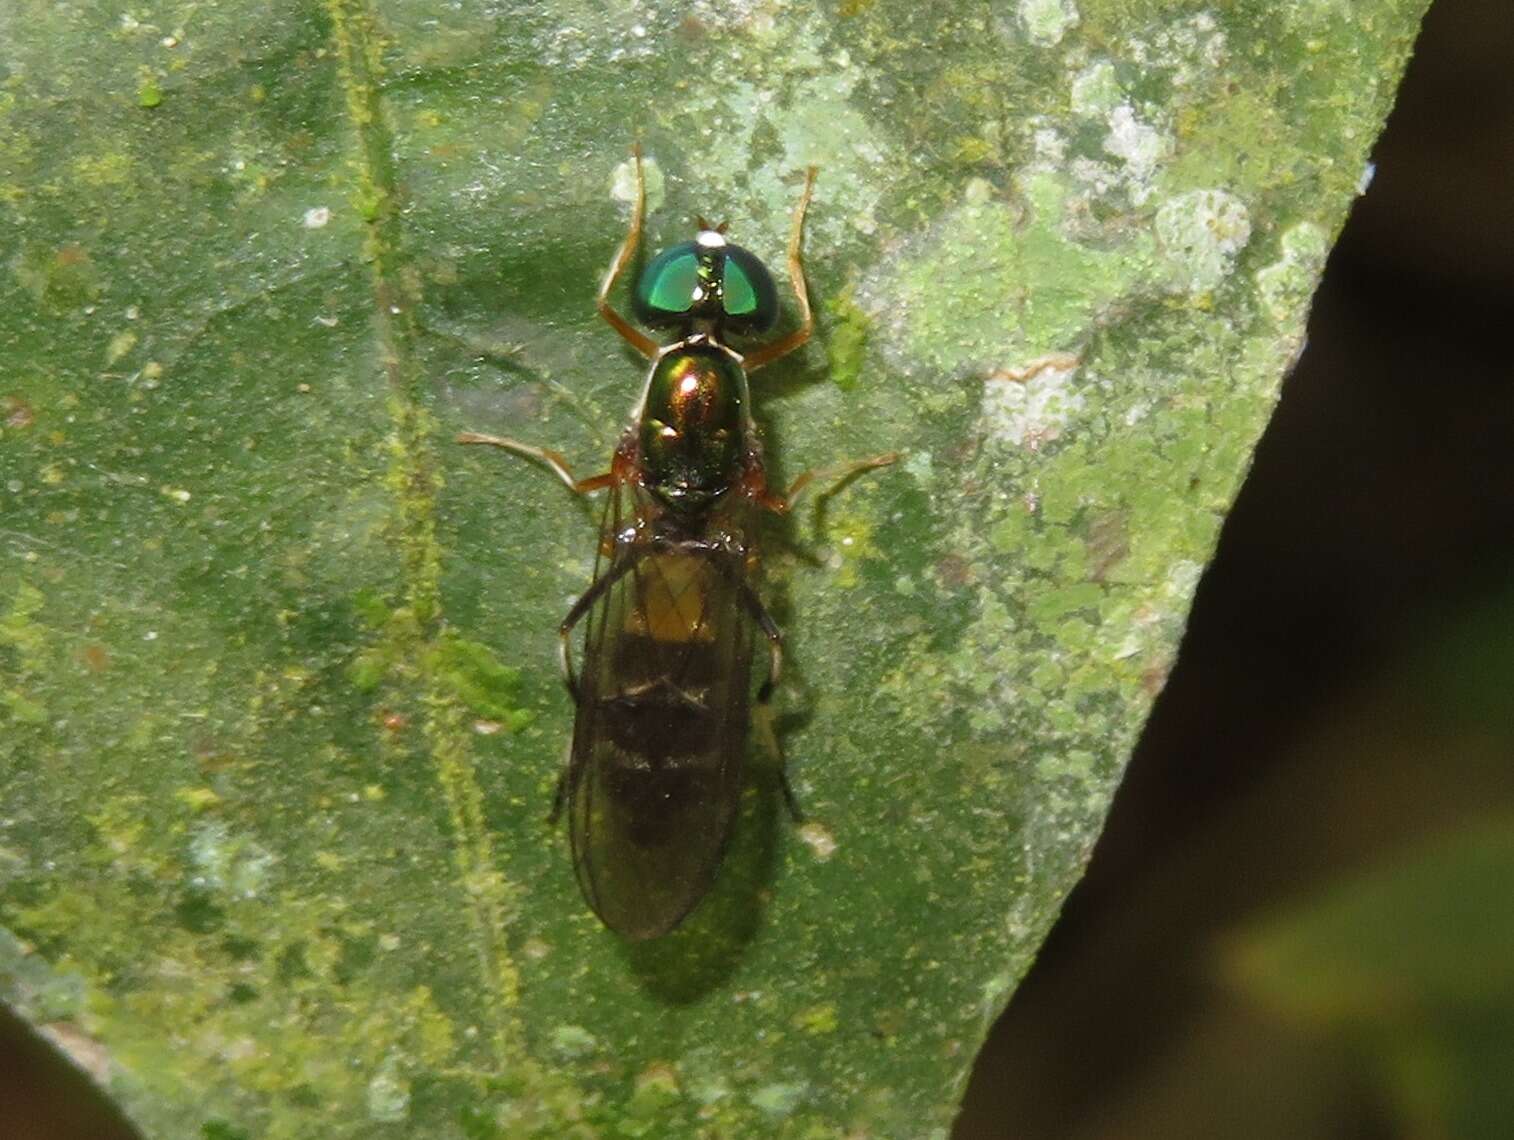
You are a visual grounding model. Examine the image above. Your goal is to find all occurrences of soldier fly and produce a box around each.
[459,148,893,940]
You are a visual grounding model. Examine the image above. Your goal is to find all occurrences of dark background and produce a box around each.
[3,0,1509,1135]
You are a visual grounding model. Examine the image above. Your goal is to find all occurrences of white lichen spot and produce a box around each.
[982,356,1084,450]
[1155,189,1252,293]
[1102,104,1169,203]
[187,820,274,899]
[106,330,137,365]
[628,18,884,245]
[1165,558,1203,606]
[1113,560,1204,661]
[1127,12,1228,87]
[774,67,887,239]
[1019,0,1078,46]
[1357,162,1377,195]
[1069,156,1119,198]
[302,206,330,229]
[611,154,665,215]
[550,1024,598,1060]
[366,1056,410,1122]
[963,176,994,205]
[980,972,1012,1010]
[1255,221,1330,324]
[902,450,933,483]
[1070,60,1121,117]
[750,1081,808,1119]
[1038,749,1095,782]
[797,822,837,861]
[523,937,551,960]
[1187,12,1226,65]
[1032,126,1067,165]
[690,1075,732,1106]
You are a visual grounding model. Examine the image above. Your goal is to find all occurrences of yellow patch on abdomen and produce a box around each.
[626,551,715,643]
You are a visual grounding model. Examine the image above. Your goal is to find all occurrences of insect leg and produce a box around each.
[547,742,573,824]
[750,696,804,821]
[557,550,641,699]
[596,143,659,361]
[777,451,899,510]
[728,573,805,821]
[754,451,899,515]
[702,551,784,698]
[741,166,818,372]
[456,432,615,494]
[738,581,784,702]
[549,769,567,823]
[777,763,805,823]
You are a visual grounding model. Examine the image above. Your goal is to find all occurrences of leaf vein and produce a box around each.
[325,0,526,1067]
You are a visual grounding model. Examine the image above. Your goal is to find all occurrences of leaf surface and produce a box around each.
[0,1,1428,1135]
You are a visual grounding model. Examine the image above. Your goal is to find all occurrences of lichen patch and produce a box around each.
[1255,222,1331,324]
[982,356,1085,450]
[1018,0,1079,46]
[1155,189,1252,294]
[1102,103,1170,204]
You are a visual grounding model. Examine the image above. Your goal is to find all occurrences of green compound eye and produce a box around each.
[631,238,780,333]
[719,244,778,332]
[633,244,701,324]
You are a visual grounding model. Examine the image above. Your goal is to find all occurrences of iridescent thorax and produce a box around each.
[639,344,746,508]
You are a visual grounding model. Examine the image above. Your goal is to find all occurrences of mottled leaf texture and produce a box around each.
[0,2,1427,1136]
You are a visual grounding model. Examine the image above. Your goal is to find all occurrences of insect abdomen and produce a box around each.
[602,644,720,757]
[568,539,752,938]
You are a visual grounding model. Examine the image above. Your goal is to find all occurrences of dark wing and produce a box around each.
[566,483,755,940]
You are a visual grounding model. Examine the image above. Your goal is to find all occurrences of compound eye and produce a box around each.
[720,244,779,332]
[632,243,701,326]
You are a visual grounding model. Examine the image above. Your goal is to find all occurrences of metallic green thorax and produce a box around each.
[633,238,780,334]
[639,345,746,508]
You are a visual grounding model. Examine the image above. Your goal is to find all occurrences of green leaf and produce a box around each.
[0,1,1428,1136]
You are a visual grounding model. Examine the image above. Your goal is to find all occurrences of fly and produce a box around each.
[459,147,893,939]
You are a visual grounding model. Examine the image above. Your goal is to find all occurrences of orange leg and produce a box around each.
[762,451,899,513]
[455,432,615,494]
[597,143,659,360]
[742,166,818,372]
